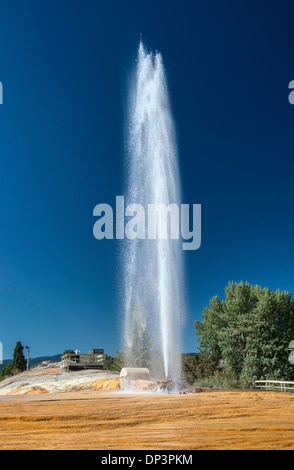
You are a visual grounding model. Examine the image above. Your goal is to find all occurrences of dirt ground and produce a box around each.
[1,389,294,450]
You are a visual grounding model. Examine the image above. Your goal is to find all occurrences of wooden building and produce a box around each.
[61,350,105,372]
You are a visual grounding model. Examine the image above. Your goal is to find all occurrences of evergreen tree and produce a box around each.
[12,341,26,373]
[105,350,124,371]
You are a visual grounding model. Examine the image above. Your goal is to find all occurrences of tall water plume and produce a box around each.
[122,41,184,383]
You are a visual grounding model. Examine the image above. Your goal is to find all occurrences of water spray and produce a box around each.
[122,41,185,385]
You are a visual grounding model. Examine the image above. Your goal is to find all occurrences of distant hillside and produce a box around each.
[0,354,62,371]
[0,353,198,371]
[182,353,198,357]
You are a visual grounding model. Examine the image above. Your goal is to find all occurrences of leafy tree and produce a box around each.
[182,354,216,385]
[62,349,75,356]
[12,341,26,373]
[0,363,13,381]
[195,282,294,385]
[105,350,124,371]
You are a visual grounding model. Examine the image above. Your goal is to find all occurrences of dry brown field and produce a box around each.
[0,389,294,450]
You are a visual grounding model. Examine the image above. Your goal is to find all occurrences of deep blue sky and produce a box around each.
[0,0,294,359]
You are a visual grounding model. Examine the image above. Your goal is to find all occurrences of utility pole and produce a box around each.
[25,346,30,371]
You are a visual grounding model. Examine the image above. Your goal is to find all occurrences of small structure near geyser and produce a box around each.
[120,367,150,390]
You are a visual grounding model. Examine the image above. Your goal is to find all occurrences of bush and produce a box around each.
[182,354,217,385]
[0,363,14,381]
[0,341,28,382]
[105,350,124,372]
[181,354,255,389]
[190,367,254,390]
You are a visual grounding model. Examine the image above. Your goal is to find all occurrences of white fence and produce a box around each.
[255,380,294,392]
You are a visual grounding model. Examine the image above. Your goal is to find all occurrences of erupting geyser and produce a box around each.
[122,41,185,386]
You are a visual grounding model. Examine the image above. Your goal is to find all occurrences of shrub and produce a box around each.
[0,363,14,381]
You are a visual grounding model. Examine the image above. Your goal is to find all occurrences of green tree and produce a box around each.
[12,341,26,373]
[182,354,216,385]
[105,350,124,371]
[62,349,75,356]
[0,363,13,381]
[195,282,294,385]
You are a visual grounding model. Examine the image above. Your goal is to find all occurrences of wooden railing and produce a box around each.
[255,380,294,392]
[61,353,105,371]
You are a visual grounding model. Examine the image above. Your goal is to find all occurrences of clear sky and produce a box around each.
[0,0,294,359]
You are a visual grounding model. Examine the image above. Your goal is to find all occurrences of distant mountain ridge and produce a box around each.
[0,352,197,371]
[0,354,62,371]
